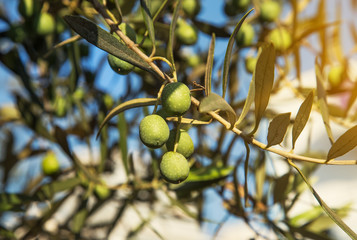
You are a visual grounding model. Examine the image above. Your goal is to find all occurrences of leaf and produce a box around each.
[255,160,266,202]
[266,112,291,148]
[36,177,81,200]
[192,19,231,38]
[63,15,152,73]
[222,9,254,98]
[292,91,314,149]
[327,125,357,161]
[0,193,40,212]
[288,159,357,240]
[166,0,181,67]
[250,42,276,135]
[165,117,211,125]
[140,0,156,56]
[199,93,237,127]
[118,112,129,176]
[235,72,255,127]
[96,98,158,138]
[186,166,233,182]
[204,33,215,96]
[273,173,290,203]
[315,59,334,144]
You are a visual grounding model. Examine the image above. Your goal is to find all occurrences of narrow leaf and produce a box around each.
[97,98,158,138]
[199,93,237,127]
[63,15,152,72]
[327,125,357,161]
[235,71,255,127]
[273,173,290,203]
[243,141,250,207]
[222,9,254,98]
[250,42,276,135]
[292,91,314,149]
[118,113,129,176]
[186,166,233,182]
[140,0,156,56]
[36,177,81,200]
[288,159,357,240]
[167,0,181,66]
[205,33,215,96]
[266,112,291,148]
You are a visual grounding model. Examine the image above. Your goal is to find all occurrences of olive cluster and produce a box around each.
[139,82,194,184]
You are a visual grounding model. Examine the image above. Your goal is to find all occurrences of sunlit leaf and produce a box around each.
[315,61,334,143]
[288,159,357,240]
[186,166,233,182]
[140,0,156,56]
[266,112,291,148]
[292,91,314,149]
[222,9,254,98]
[165,117,211,125]
[255,161,266,202]
[205,33,215,96]
[63,15,152,72]
[199,93,237,127]
[235,74,255,127]
[97,98,158,138]
[327,125,357,161]
[250,42,276,135]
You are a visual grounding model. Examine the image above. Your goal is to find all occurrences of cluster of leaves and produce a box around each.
[0,0,357,239]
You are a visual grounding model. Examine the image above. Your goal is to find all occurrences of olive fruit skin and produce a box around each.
[236,24,255,47]
[160,151,190,184]
[267,28,292,52]
[18,0,34,17]
[161,82,191,116]
[166,129,194,158]
[233,0,250,10]
[107,23,136,75]
[35,12,55,36]
[182,0,201,17]
[139,114,170,148]
[42,152,60,176]
[245,56,257,74]
[328,65,345,88]
[175,20,198,45]
[260,1,281,23]
[94,184,111,200]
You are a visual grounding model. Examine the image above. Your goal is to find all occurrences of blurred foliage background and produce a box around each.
[0,0,357,239]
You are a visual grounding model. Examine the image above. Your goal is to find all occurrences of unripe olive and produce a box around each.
[18,0,34,18]
[118,23,137,43]
[35,12,55,36]
[160,151,190,184]
[166,129,194,158]
[175,20,198,45]
[245,56,257,74]
[267,28,292,52]
[94,184,111,200]
[224,1,238,17]
[328,65,345,88]
[139,114,170,148]
[161,82,191,116]
[55,97,67,117]
[182,0,201,17]
[236,23,255,47]
[187,54,202,68]
[260,1,281,23]
[233,0,250,10]
[42,151,60,176]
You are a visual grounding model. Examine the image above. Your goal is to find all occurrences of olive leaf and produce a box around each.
[266,112,291,148]
[140,0,156,56]
[222,8,254,98]
[205,33,215,96]
[292,91,314,149]
[63,15,153,73]
[199,93,237,127]
[97,98,158,138]
[327,125,357,161]
[250,42,276,135]
[167,0,181,67]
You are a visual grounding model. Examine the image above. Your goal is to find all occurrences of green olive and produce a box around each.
[260,1,281,23]
[160,151,190,184]
[35,12,55,36]
[18,0,34,18]
[328,65,345,88]
[139,114,170,148]
[175,20,198,45]
[182,0,201,17]
[236,23,255,47]
[233,0,250,11]
[161,82,191,116]
[245,56,257,74]
[94,183,111,200]
[166,129,194,158]
[267,28,292,52]
[42,151,60,176]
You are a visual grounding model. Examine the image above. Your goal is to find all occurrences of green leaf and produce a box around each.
[255,160,266,202]
[0,193,40,212]
[250,42,276,135]
[63,15,152,73]
[235,74,255,127]
[186,166,233,182]
[243,141,251,207]
[327,125,357,161]
[292,91,314,149]
[315,61,334,144]
[273,173,290,203]
[97,98,158,138]
[140,0,156,56]
[288,159,357,240]
[118,112,129,176]
[71,200,88,234]
[222,9,254,98]
[204,33,215,96]
[199,93,237,127]
[266,112,291,148]
[167,0,181,67]
[36,177,81,200]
